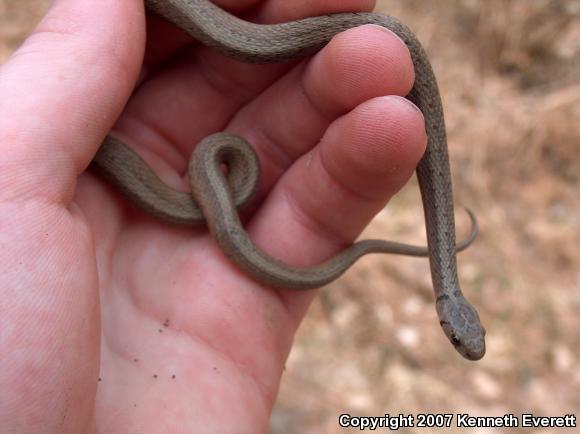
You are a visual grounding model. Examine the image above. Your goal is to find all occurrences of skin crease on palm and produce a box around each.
[0,0,466,433]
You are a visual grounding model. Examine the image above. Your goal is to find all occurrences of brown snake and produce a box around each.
[92,0,486,360]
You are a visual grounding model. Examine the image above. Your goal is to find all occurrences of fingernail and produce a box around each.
[383,95,424,118]
[367,24,408,47]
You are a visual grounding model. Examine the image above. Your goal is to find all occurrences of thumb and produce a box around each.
[0,0,146,432]
[0,0,144,205]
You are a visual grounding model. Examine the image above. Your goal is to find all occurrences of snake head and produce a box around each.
[436,294,486,361]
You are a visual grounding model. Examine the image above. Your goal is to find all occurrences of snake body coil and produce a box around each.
[92,0,486,360]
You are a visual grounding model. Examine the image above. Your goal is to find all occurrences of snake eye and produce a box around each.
[450,333,461,346]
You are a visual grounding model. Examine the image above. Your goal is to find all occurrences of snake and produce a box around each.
[91,0,486,360]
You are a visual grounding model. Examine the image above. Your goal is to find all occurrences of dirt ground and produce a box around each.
[2,1,579,433]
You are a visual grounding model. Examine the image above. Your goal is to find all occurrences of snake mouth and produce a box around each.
[462,342,486,361]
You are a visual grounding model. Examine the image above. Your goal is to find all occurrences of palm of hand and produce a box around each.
[1,1,425,432]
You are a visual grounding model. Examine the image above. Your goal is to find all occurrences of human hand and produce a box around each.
[0,0,426,432]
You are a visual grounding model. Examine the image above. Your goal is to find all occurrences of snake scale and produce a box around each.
[92,0,486,360]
